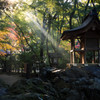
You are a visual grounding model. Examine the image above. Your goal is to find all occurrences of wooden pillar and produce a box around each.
[70,52,73,64]
[92,51,95,63]
[80,38,85,64]
[24,63,27,73]
[73,52,75,64]
[99,39,100,63]
[99,51,100,63]
[71,38,75,64]
[81,52,85,64]
[99,50,100,63]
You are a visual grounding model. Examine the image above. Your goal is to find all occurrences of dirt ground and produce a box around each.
[0,74,22,86]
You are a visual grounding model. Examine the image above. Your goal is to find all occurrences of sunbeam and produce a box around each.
[7,0,18,4]
[26,12,57,48]
[26,12,68,60]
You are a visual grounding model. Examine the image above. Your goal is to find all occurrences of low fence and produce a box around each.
[0,63,40,75]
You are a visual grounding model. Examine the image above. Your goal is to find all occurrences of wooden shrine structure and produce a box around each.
[48,53,61,67]
[61,9,100,66]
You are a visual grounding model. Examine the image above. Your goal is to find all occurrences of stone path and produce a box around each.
[0,74,22,86]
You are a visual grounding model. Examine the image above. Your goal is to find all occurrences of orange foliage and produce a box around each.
[0,23,19,55]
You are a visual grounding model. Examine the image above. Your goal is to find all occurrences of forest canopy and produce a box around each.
[0,0,99,67]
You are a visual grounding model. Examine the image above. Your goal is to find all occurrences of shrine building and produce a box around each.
[61,9,100,66]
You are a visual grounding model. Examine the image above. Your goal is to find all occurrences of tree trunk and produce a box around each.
[26,63,32,79]
[84,0,90,17]
[40,12,46,63]
[2,56,7,72]
[46,14,52,65]
[69,0,77,29]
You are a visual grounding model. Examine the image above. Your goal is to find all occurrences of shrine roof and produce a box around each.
[61,9,100,40]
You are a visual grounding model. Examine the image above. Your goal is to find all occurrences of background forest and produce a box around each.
[0,0,100,72]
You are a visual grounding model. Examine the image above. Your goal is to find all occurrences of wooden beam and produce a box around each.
[80,38,85,64]
[71,38,75,64]
[98,50,100,64]
[92,51,95,63]
[98,39,100,64]
[81,52,85,64]
[70,52,73,63]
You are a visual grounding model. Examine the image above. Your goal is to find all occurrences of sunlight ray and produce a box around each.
[26,12,58,49]
[26,12,67,59]
[7,0,18,4]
